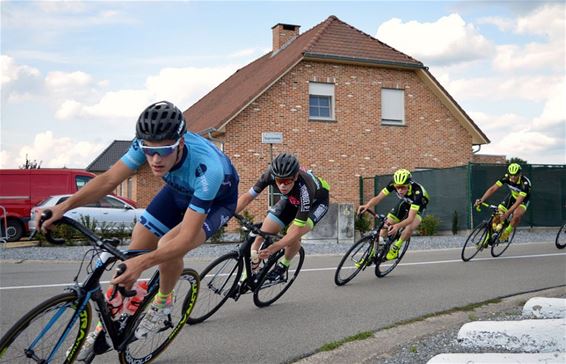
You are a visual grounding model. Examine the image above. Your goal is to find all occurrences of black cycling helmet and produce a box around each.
[271,153,300,178]
[136,101,186,141]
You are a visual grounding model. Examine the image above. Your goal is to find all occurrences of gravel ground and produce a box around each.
[379,293,566,364]
[0,228,558,262]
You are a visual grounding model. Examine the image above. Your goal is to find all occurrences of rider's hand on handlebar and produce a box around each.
[357,205,368,215]
[37,206,66,234]
[474,199,482,208]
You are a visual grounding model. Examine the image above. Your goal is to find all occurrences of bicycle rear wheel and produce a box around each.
[0,292,92,364]
[334,235,374,286]
[253,247,305,307]
[119,268,199,364]
[375,238,410,278]
[186,252,242,325]
[556,224,566,249]
[461,222,488,262]
[491,227,516,257]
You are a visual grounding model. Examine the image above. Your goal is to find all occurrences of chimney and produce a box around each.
[272,23,300,52]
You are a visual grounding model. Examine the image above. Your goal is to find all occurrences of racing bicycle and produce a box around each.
[461,202,516,261]
[0,211,200,364]
[334,209,410,286]
[187,213,305,324]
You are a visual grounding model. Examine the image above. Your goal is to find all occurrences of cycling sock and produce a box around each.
[394,238,404,248]
[153,290,173,308]
[280,256,291,267]
[504,225,513,233]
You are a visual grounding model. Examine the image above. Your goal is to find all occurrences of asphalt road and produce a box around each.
[1,242,565,363]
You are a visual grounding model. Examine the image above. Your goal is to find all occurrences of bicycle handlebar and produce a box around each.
[233,213,281,241]
[475,202,498,212]
[39,209,128,261]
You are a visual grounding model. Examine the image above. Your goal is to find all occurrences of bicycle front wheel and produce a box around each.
[556,224,566,249]
[0,292,92,364]
[334,235,374,286]
[461,222,488,262]
[253,247,305,308]
[375,239,410,278]
[186,252,242,325]
[491,227,516,257]
[119,267,199,364]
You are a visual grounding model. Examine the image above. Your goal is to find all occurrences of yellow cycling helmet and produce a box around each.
[508,163,522,176]
[393,169,412,185]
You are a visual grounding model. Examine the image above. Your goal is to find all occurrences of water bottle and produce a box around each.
[105,286,124,319]
[122,281,148,316]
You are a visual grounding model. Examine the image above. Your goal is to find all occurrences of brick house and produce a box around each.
[94,16,490,224]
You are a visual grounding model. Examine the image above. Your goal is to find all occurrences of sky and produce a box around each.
[1,0,565,169]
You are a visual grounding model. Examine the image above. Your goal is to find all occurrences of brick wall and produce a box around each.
[219,60,473,219]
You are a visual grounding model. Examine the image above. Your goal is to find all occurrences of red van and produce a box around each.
[0,169,95,241]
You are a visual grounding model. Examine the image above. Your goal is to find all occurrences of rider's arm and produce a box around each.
[236,190,256,213]
[361,189,388,211]
[269,223,310,251]
[476,182,501,205]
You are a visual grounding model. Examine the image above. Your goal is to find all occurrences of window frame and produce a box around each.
[309,82,335,122]
[381,88,405,126]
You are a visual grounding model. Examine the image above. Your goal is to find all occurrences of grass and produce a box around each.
[313,297,503,355]
[319,331,374,352]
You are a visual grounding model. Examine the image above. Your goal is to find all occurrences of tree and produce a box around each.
[506,156,528,165]
[19,154,42,169]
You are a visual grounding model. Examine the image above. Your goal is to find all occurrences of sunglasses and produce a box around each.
[275,176,295,185]
[394,184,409,189]
[138,139,180,157]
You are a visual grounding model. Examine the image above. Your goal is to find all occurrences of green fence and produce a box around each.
[359,164,566,230]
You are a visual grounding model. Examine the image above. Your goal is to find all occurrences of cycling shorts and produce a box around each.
[139,183,238,239]
[499,194,529,212]
[267,188,329,230]
[387,200,427,223]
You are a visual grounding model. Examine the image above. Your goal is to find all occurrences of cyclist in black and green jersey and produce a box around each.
[474,163,532,242]
[358,169,430,261]
[236,153,330,280]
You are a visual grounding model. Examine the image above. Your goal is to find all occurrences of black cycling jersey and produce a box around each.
[382,179,430,211]
[250,168,330,226]
[496,174,531,202]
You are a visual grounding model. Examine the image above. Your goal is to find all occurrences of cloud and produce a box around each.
[54,65,237,120]
[1,55,41,85]
[45,71,94,91]
[439,74,562,102]
[7,131,106,169]
[471,109,565,165]
[376,14,494,66]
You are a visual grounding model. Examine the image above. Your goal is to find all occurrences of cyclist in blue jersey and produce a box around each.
[38,101,239,354]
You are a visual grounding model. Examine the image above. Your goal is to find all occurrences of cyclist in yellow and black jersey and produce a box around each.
[474,163,532,242]
[358,169,430,260]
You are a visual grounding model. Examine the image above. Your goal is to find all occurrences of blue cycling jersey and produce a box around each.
[121,132,238,214]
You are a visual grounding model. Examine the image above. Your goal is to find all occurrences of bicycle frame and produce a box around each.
[232,215,282,296]
[28,214,158,360]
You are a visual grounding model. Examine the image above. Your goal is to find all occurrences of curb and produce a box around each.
[292,286,566,364]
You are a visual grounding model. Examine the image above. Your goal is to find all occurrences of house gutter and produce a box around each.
[303,52,424,70]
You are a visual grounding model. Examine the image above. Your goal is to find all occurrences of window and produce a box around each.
[75,175,93,190]
[309,82,335,121]
[381,88,405,125]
